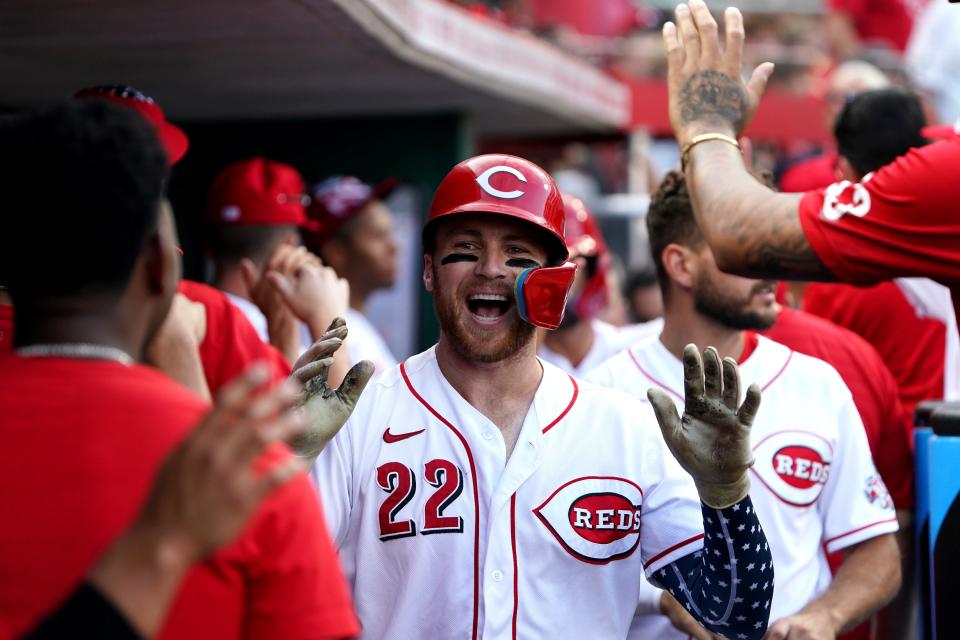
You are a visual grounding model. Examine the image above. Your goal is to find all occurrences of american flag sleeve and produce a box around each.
[649,496,774,640]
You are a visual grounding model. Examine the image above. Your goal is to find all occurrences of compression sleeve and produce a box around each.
[649,496,773,640]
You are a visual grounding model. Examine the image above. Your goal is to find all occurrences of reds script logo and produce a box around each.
[476,166,527,199]
[821,172,874,222]
[751,430,833,507]
[534,476,643,564]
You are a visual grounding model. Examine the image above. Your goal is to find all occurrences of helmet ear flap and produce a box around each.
[515,262,578,330]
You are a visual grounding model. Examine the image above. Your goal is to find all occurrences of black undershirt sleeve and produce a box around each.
[22,582,142,640]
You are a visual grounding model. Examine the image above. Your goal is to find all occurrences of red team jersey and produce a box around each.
[780,153,839,194]
[803,281,946,421]
[799,136,960,337]
[763,307,914,509]
[0,357,358,639]
[177,280,292,393]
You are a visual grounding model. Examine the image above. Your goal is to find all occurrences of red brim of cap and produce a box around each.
[922,124,959,141]
[158,122,189,166]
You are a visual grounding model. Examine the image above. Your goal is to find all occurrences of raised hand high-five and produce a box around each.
[662,0,775,146]
[290,317,374,461]
[647,344,761,509]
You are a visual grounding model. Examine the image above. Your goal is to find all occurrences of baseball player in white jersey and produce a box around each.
[586,172,901,640]
[538,193,661,377]
[312,155,778,639]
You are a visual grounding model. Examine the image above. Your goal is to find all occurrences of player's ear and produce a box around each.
[423,253,435,293]
[661,243,696,292]
[837,155,859,182]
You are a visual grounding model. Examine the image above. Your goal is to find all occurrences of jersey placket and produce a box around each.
[479,399,544,639]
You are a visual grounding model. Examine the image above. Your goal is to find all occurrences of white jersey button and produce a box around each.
[492,570,504,582]
[483,431,495,440]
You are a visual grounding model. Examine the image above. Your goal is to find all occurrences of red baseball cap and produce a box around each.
[74,85,189,166]
[206,157,317,229]
[307,176,397,244]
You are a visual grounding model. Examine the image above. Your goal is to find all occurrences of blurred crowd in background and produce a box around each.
[449,0,959,194]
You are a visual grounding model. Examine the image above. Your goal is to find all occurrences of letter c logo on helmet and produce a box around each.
[475,165,527,200]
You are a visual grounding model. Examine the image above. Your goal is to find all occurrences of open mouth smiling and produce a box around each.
[465,292,514,324]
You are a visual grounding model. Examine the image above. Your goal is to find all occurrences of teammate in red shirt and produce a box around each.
[0,101,357,639]
[804,281,946,419]
[660,0,960,344]
[177,279,293,392]
[800,89,952,417]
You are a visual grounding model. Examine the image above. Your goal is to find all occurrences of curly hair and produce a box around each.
[0,100,168,299]
[646,171,704,296]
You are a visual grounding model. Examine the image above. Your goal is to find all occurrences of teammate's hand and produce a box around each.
[764,611,836,640]
[132,364,307,563]
[265,246,350,335]
[241,252,303,364]
[662,0,775,145]
[648,344,760,509]
[290,317,375,460]
[659,592,717,640]
[145,293,211,400]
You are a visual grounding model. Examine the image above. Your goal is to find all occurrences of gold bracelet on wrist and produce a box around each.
[680,133,741,171]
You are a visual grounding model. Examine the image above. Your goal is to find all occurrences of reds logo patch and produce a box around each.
[751,431,833,507]
[534,476,643,564]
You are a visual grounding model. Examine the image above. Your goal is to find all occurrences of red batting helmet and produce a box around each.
[562,193,610,320]
[425,154,568,262]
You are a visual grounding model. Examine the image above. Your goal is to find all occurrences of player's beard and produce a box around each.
[432,266,535,363]
[693,272,778,331]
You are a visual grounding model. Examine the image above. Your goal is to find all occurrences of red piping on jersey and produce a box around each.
[760,350,793,392]
[400,362,480,640]
[542,375,579,434]
[822,516,898,549]
[511,494,519,640]
[642,533,705,570]
[628,348,683,401]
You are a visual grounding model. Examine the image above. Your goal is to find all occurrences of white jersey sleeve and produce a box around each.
[818,387,899,554]
[312,392,370,548]
[634,399,705,576]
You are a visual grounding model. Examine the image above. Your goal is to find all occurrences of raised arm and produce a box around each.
[663,0,834,281]
[647,345,775,638]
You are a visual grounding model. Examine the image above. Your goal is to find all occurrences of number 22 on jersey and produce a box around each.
[377,459,465,541]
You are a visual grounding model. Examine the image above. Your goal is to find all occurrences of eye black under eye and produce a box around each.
[441,253,479,265]
[506,258,541,269]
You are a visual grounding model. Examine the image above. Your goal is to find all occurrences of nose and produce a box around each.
[474,250,510,280]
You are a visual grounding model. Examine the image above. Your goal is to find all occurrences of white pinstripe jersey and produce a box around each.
[586,333,898,629]
[312,346,704,639]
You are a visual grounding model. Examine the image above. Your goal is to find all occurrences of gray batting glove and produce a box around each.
[647,344,760,509]
[289,317,374,461]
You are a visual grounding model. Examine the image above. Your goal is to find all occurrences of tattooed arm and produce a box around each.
[687,142,832,280]
[662,0,835,281]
